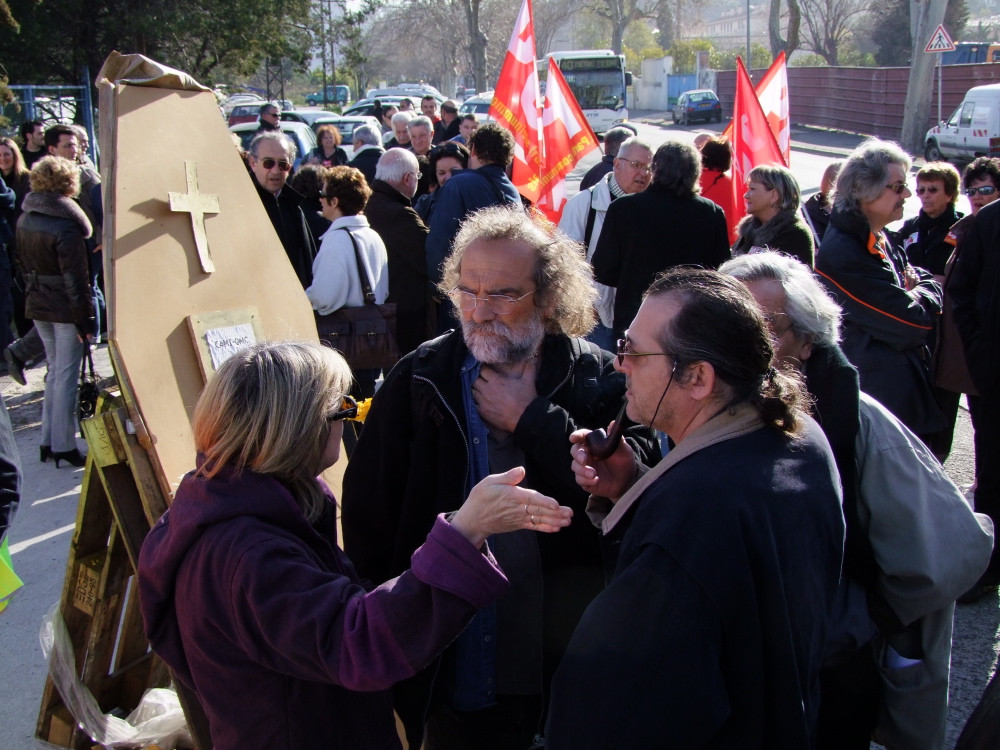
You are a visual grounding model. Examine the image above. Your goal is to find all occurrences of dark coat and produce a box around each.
[803,193,832,245]
[253,179,316,289]
[348,146,384,185]
[306,145,349,168]
[896,204,962,277]
[434,118,461,144]
[364,179,431,356]
[591,185,731,339]
[342,330,660,747]
[137,461,508,750]
[951,199,1000,396]
[545,417,844,749]
[579,155,614,191]
[15,192,95,328]
[732,209,815,267]
[816,207,944,434]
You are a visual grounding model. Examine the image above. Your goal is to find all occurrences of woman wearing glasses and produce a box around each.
[895,162,963,278]
[815,138,944,440]
[732,164,815,266]
[138,341,572,750]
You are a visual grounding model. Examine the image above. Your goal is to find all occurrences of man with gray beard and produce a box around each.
[342,206,659,750]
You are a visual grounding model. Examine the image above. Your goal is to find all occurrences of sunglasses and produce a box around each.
[916,185,942,195]
[885,181,908,195]
[327,395,358,422]
[431,144,465,157]
[965,185,997,196]
[615,338,672,367]
[259,157,292,172]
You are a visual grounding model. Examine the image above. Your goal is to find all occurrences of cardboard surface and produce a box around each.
[102,82,321,495]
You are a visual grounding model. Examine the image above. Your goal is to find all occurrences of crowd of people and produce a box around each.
[3,105,999,750]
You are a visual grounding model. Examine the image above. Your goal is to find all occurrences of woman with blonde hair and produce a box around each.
[733,164,815,267]
[137,341,572,750]
[16,156,94,467]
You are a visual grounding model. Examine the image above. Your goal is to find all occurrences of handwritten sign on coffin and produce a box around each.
[97,53,319,498]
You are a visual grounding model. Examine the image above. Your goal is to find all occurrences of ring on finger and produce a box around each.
[530,515,537,525]
[524,503,529,516]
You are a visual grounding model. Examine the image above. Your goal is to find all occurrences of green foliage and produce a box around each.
[667,39,714,74]
[790,53,827,67]
[711,43,773,71]
[871,0,970,67]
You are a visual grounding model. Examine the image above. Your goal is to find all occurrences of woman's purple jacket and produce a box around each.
[137,461,508,750]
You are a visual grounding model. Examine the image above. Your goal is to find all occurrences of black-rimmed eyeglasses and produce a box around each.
[615,338,672,367]
[327,395,358,422]
[965,186,997,196]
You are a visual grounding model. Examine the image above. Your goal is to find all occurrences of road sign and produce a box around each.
[925,24,956,53]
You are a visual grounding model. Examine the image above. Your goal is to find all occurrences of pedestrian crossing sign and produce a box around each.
[925,25,956,53]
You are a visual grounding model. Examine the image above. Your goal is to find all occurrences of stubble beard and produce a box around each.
[463,312,546,367]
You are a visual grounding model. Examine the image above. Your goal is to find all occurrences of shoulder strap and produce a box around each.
[339,228,376,305]
[583,204,598,248]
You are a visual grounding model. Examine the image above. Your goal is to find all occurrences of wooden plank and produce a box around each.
[112,408,170,527]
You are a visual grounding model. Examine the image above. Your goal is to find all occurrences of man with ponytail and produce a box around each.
[546,266,846,748]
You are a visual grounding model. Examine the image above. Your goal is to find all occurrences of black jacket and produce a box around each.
[364,179,431,356]
[253,179,316,289]
[951,199,1000,396]
[342,330,660,745]
[15,192,95,328]
[731,209,815,267]
[347,146,384,185]
[816,208,943,434]
[896,204,962,277]
[592,185,731,339]
[579,155,614,191]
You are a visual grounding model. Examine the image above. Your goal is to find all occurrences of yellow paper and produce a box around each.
[0,537,24,613]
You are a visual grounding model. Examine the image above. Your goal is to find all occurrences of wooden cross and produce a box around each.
[168,161,220,274]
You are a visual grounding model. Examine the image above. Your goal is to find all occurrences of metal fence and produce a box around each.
[716,63,1000,141]
[2,68,97,163]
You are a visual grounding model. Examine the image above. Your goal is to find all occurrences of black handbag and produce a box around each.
[78,339,99,430]
[315,228,400,371]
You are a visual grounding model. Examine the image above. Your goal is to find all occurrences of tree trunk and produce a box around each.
[463,0,489,92]
[900,0,949,153]
[769,0,801,58]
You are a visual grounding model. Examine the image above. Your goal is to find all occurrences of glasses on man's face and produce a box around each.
[327,395,358,422]
[620,159,652,174]
[885,181,908,195]
[965,185,997,196]
[449,288,536,315]
[916,185,942,195]
[260,157,292,172]
[615,338,672,367]
[763,313,794,340]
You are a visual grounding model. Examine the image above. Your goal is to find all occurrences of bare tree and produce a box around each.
[589,0,651,55]
[535,0,588,57]
[768,0,802,58]
[798,0,867,65]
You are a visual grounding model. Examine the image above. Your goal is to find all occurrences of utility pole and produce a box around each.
[747,0,751,71]
[900,0,949,154]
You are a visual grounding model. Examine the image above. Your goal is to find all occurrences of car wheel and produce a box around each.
[671,109,677,124]
[924,140,944,162]
[714,112,722,123]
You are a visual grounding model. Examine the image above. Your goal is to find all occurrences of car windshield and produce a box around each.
[460,101,491,114]
[687,92,717,103]
[560,70,625,110]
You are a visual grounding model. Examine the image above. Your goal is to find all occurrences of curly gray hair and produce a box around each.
[439,207,597,337]
[833,138,912,213]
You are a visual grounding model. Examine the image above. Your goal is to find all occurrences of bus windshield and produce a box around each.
[560,69,626,110]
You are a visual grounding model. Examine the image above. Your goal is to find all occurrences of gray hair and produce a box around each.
[249,131,294,160]
[720,252,842,346]
[651,140,701,197]
[833,138,912,212]
[617,136,653,160]
[440,206,598,337]
[407,115,433,133]
[603,126,637,157]
[391,111,415,128]
[375,148,418,183]
[747,165,802,212]
[353,124,381,147]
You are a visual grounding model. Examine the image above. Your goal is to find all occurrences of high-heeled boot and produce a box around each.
[52,448,86,468]
[40,445,51,462]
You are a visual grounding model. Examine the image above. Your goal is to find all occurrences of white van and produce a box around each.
[924,83,1000,162]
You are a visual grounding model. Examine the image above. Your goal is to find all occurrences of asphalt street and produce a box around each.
[0,118,996,749]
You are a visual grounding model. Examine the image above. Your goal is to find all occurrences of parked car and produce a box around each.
[671,90,722,125]
[222,93,263,116]
[281,110,333,128]
[459,92,494,123]
[228,121,318,170]
[305,85,351,106]
[311,115,380,148]
[343,97,406,118]
[366,83,445,102]
[228,104,264,126]
[925,83,1000,162]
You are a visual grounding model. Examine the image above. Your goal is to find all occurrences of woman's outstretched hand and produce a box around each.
[450,467,573,548]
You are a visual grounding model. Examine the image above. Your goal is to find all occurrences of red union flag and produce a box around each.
[722,53,790,166]
[731,56,786,222]
[536,58,600,222]
[489,0,543,202]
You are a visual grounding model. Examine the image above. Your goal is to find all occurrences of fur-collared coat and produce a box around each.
[15,191,95,328]
[732,208,816,267]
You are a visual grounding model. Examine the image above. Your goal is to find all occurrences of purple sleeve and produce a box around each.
[229,516,508,691]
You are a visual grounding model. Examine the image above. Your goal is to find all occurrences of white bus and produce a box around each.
[543,50,631,135]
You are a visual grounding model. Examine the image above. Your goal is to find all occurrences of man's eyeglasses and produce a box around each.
[260,157,292,172]
[615,338,672,367]
[449,288,536,315]
[327,395,358,422]
[916,185,942,195]
[885,181,908,195]
[965,185,997,196]
[763,313,794,340]
[620,159,652,173]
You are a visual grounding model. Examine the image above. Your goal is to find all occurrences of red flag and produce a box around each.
[730,56,786,225]
[489,0,543,202]
[536,58,600,222]
[722,53,790,166]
